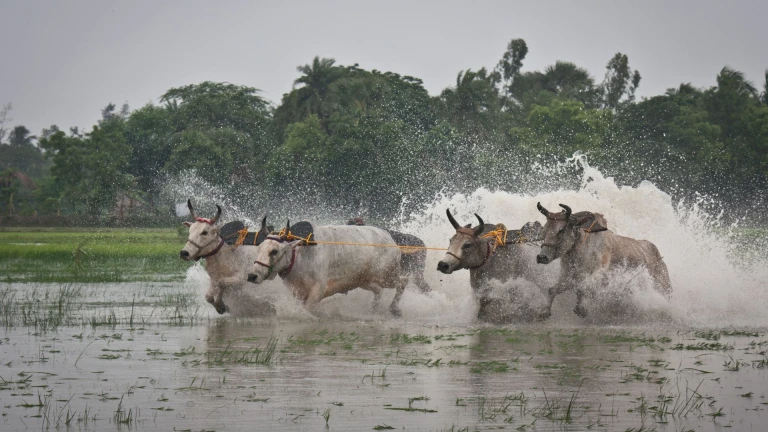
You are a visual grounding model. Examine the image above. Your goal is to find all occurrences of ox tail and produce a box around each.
[647,243,672,298]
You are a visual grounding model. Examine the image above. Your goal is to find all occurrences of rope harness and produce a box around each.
[185,236,225,261]
[230,228,265,248]
[450,224,515,270]
[467,242,493,270]
[254,234,301,279]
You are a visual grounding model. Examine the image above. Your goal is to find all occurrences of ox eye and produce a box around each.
[202,231,208,236]
[269,250,278,256]
[462,243,472,250]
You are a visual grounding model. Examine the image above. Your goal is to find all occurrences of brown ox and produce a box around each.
[437,209,559,322]
[536,202,672,318]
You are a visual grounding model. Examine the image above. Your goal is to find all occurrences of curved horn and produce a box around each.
[187,199,198,219]
[284,219,291,237]
[260,215,267,232]
[537,202,549,218]
[211,205,222,224]
[473,213,485,237]
[446,209,460,230]
[559,204,572,221]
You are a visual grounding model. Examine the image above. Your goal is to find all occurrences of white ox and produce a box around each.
[247,218,407,316]
[180,200,264,314]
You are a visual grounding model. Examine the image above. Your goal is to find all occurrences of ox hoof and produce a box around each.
[390,306,403,318]
[535,308,552,321]
[214,302,229,315]
[574,305,588,319]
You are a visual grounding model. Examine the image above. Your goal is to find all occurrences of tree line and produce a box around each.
[2,38,767,225]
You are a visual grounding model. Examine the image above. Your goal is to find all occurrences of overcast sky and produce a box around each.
[1,0,766,137]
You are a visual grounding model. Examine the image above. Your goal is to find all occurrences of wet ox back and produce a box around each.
[284,226,402,302]
[580,231,671,296]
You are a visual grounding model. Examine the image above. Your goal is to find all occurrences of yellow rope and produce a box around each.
[233,227,249,248]
[480,224,508,250]
[271,229,448,251]
[307,240,447,251]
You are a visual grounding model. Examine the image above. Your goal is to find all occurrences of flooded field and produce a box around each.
[3,159,768,431]
[2,279,768,432]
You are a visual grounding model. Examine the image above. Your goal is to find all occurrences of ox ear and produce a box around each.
[183,222,192,228]
[570,211,608,232]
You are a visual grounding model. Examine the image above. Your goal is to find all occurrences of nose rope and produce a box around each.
[185,236,224,261]
[253,246,298,279]
[445,251,462,262]
[581,220,598,244]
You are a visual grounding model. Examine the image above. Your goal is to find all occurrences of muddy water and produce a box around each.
[2,280,768,432]
[4,156,768,431]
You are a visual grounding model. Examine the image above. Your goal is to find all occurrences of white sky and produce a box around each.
[1,0,766,137]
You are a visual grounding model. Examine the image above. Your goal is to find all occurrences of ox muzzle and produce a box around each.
[437,260,453,274]
[247,273,259,284]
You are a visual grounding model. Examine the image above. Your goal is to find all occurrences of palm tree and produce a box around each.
[8,126,37,148]
[293,56,343,121]
[542,61,597,104]
[439,68,503,138]
[716,66,758,98]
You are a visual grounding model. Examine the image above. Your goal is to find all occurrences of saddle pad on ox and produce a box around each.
[288,221,317,245]
[505,221,545,244]
[384,230,424,255]
[220,221,271,246]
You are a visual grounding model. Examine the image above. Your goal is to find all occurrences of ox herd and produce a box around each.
[181,199,672,322]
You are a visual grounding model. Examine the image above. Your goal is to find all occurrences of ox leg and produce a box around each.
[360,284,384,311]
[413,272,432,293]
[304,283,327,314]
[573,290,588,318]
[211,279,241,314]
[205,283,216,306]
[541,281,571,320]
[388,277,408,317]
[651,263,673,299]
[477,297,493,322]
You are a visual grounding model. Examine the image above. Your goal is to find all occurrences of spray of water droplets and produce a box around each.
[174,154,768,327]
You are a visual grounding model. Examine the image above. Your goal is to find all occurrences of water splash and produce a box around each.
[181,154,768,327]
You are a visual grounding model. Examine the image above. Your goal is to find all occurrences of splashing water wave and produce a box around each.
[181,154,768,328]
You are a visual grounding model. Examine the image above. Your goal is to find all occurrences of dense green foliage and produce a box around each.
[2,39,767,223]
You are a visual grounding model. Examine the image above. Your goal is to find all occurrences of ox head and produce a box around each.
[437,209,488,274]
[247,217,300,284]
[180,199,226,313]
[535,202,577,264]
[536,202,609,265]
[180,199,223,262]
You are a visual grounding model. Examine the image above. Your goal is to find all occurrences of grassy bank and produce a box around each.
[0,228,189,282]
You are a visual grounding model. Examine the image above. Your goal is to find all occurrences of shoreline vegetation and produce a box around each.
[0,228,188,283]
[2,38,767,226]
